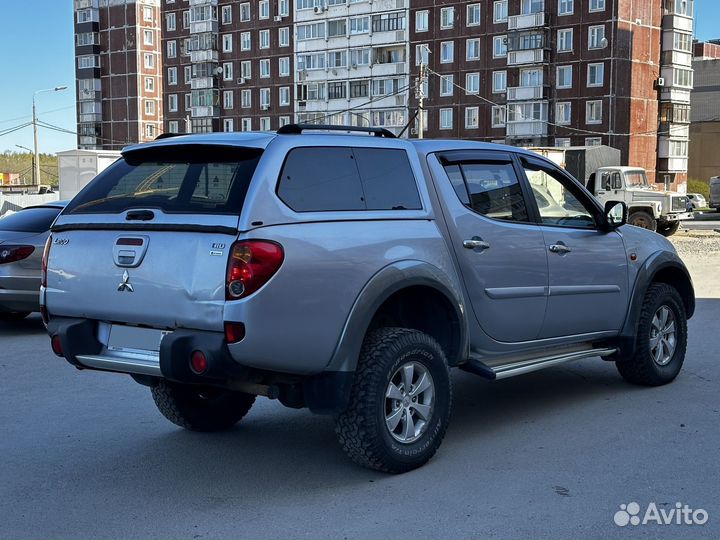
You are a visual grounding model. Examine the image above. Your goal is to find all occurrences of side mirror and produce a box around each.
[604,200,627,229]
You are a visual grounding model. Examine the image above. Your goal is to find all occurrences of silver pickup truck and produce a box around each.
[43,125,694,473]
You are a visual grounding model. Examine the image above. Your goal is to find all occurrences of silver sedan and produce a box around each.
[0,201,67,320]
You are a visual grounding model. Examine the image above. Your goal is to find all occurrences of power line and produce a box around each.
[0,122,33,138]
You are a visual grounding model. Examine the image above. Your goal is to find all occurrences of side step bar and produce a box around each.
[461,347,617,381]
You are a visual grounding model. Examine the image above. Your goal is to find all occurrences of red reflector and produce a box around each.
[0,245,35,265]
[51,335,64,357]
[225,322,246,344]
[226,240,284,300]
[116,238,144,246]
[190,350,208,374]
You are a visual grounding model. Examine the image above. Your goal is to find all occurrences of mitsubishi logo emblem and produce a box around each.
[117,270,134,292]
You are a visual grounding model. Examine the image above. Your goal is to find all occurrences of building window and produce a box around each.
[168,94,178,112]
[556,102,571,124]
[143,6,153,22]
[241,89,251,108]
[349,16,369,34]
[223,90,234,109]
[223,62,233,81]
[260,59,270,78]
[556,65,572,88]
[182,10,190,28]
[144,77,155,92]
[260,117,271,131]
[440,75,454,96]
[279,57,290,77]
[350,80,369,98]
[589,0,605,12]
[297,22,325,40]
[259,29,270,49]
[465,107,479,129]
[467,4,481,26]
[493,36,507,58]
[328,81,346,100]
[588,25,605,49]
[260,88,270,108]
[371,12,406,33]
[466,73,480,94]
[585,137,602,146]
[241,32,251,51]
[241,61,251,79]
[587,62,604,87]
[673,67,693,87]
[168,120,180,133]
[259,0,269,19]
[143,53,154,69]
[466,38,480,60]
[558,29,573,52]
[166,13,176,31]
[223,119,234,132]
[416,10,428,32]
[493,1,508,23]
[145,124,156,138]
[182,38,191,56]
[669,140,689,157]
[556,138,571,147]
[167,67,177,85]
[558,0,574,14]
[586,100,603,124]
[185,94,191,111]
[492,106,506,127]
[184,66,192,84]
[240,3,250,21]
[144,29,154,46]
[440,108,453,129]
[279,116,291,127]
[521,0,544,14]
[674,32,692,52]
[279,86,290,106]
[222,34,232,52]
[279,0,289,16]
[221,5,232,24]
[78,55,99,69]
[440,41,454,63]
[328,50,347,68]
[415,44,429,65]
[241,118,252,131]
[440,7,454,29]
[145,100,156,116]
[492,71,507,93]
[279,27,290,46]
[167,40,177,58]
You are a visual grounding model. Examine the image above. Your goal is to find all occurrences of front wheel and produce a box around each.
[335,327,452,473]
[628,211,658,232]
[657,222,681,237]
[615,283,687,386]
[151,380,255,432]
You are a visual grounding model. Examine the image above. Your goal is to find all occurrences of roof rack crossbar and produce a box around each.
[276,123,396,138]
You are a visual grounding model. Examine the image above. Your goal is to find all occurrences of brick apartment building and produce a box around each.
[73,0,695,188]
[688,39,720,182]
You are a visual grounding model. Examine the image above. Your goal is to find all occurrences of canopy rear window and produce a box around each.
[64,145,263,215]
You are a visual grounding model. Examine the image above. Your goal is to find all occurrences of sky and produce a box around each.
[0,0,718,155]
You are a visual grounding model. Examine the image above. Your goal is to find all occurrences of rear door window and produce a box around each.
[64,145,263,215]
[0,207,62,232]
[277,147,421,212]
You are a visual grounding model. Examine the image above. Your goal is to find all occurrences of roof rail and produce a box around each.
[154,132,184,141]
[276,124,396,138]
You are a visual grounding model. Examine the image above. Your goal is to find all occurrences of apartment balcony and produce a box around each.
[191,77,218,90]
[506,120,547,137]
[507,49,546,66]
[661,50,692,68]
[508,12,547,31]
[662,14,693,33]
[658,157,688,173]
[74,0,98,9]
[191,106,219,118]
[659,123,690,139]
[79,112,102,123]
[189,0,218,6]
[370,62,408,77]
[507,85,546,101]
[190,20,218,34]
[190,50,218,63]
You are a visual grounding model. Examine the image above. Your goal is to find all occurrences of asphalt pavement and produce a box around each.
[1,248,719,539]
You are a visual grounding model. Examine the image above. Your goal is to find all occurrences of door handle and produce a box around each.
[463,237,490,250]
[549,243,572,254]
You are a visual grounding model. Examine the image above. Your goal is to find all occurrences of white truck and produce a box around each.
[57,149,121,201]
[531,146,693,236]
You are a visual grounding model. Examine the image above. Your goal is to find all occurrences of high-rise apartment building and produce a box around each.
[74,0,694,188]
[73,0,163,150]
[688,39,720,182]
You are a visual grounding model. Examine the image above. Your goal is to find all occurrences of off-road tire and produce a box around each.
[615,283,687,386]
[657,222,681,237]
[335,327,452,473]
[151,380,255,432]
[628,210,658,232]
[0,312,31,321]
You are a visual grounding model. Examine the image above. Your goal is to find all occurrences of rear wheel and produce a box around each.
[0,311,31,321]
[628,211,657,232]
[335,327,452,473]
[615,283,687,386]
[151,380,255,432]
[657,222,680,237]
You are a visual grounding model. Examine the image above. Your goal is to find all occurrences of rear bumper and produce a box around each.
[0,276,40,313]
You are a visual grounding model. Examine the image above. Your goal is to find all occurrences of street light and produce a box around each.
[33,86,67,186]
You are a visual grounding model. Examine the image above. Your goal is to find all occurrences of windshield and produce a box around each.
[0,206,62,233]
[64,145,263,215]
[625,171,649,188]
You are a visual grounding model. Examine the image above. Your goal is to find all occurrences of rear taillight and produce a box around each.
[41,236,52,288]
[225,322,246,343]
[0,245,35,265]
[226,240,284,300]
[51,335,64,357]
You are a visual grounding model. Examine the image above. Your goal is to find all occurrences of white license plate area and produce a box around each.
[107,325,170,357]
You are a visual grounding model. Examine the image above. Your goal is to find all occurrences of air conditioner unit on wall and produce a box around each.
[274,16,282,21]
[313,6,323,14]
[656,77,666,88]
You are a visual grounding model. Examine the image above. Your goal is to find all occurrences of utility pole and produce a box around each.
[415,45,429,139]
[32,86,67,186]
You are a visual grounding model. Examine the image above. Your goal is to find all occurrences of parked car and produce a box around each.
[0,201,67,320]
[686,193,707,211]
[710,177,720,212]
[43,127,694,473]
